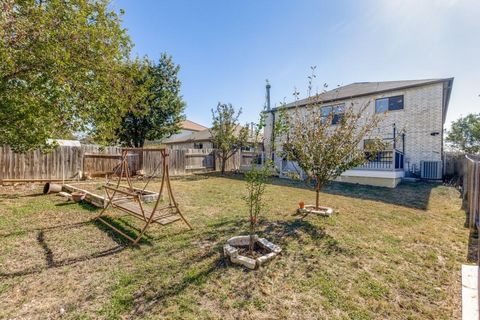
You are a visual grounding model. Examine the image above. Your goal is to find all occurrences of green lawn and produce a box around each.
[0,175,469,319]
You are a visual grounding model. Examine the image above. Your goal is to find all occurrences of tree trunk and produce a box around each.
[221,159,226,175]
[221,152,227,175]
[315,180,321,209]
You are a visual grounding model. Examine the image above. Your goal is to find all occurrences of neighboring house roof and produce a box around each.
[275,78,454,111]
[46,139,81,147]
[164,127,262,145]
[181,120,208,132]
[165,128,212,144]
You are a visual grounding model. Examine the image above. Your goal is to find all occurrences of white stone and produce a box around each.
[231,255,257,270]
[299,205,333,217]
[257,238,282,254]
[225,235,281,270]
[256,252,277,266]
[223,244,238,258]
[227,235,258,247]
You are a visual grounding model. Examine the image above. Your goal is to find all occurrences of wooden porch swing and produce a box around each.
[94,148,192,244]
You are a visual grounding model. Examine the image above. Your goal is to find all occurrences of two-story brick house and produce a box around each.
[263,78,454,187]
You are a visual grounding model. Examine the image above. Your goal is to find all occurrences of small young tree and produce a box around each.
[446,113,480,154]
[243,114,272,255]
[278,100,384,210]
[116,53,186,147]
[244,160,272,254]
[210,103,249,174]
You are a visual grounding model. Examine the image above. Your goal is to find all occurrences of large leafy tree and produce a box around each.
[210,103,249,174]
[116,53,186,148]
[446,113,480,154]
[278,100,384,209]
[0,0,133,152]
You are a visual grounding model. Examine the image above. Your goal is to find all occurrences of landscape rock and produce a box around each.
[227,235,258,247]
[256,252,277,266]
[257,238,282,254]
[223,244,238,258]
[225,235,281,270]
[231,255,257,270]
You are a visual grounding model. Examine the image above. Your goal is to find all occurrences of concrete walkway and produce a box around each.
[462,264,479,320]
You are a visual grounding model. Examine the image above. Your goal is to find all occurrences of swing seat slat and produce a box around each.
[156,215,181,225]
[112,199,181,225]
[104,185,139,197]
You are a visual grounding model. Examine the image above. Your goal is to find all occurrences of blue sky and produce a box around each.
[112,0,480,129]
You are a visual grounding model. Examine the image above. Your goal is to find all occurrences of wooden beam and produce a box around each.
[121,148,166,152]
[62,184,106,208]
[1,178,76,185]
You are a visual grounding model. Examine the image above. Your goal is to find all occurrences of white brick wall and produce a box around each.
[264,82,445,176]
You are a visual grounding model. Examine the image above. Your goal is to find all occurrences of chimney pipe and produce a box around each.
[266,80,271,111]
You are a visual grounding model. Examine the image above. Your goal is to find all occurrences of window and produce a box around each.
[241,145,255,152]
[321,104,345,125]
[332,105,345,125]
[193,142,203,149]
[375,95,404,113]
[321,106,332,117]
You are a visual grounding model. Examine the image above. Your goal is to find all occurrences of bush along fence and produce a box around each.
[0,145,263,183]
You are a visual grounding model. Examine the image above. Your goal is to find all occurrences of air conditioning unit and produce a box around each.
[420,161,443,180]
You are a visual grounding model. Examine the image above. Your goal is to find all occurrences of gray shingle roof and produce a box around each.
[164,127,262,144]
[277,78,454,110]
[164,129,212,144]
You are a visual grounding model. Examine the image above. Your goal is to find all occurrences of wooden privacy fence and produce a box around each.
[0,145,261,182]
[0,145,122,181]
[465,155,480,230]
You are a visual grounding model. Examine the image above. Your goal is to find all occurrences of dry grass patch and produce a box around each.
[0,175,469,319]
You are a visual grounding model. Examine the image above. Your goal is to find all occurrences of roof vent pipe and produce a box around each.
[266,80,271,111]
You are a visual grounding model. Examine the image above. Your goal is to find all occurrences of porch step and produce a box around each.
[462,264,479,320]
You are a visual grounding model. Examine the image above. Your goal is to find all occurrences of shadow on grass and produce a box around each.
[467,230,478,263]
[92,216,153,247]
[54,200,157,245]
[0,220,91,239]
[321,181,435,211]
[0,192,46,204]
[171,174,211,182]
[199,172,436,210]
[129,218,353,316]
[205,218,247,237]
[263,219,352,255]
[0,193,45,199]
[131,250,225,317]
[54,200,99,212]
[0,219,130,279]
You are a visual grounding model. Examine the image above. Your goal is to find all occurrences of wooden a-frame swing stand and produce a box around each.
[95,148,192,244]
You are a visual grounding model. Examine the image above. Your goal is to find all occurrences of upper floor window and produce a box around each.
[241,145,255,152]
[375,95,404,113]
[321,104,345,125]
[193,142,203,149]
